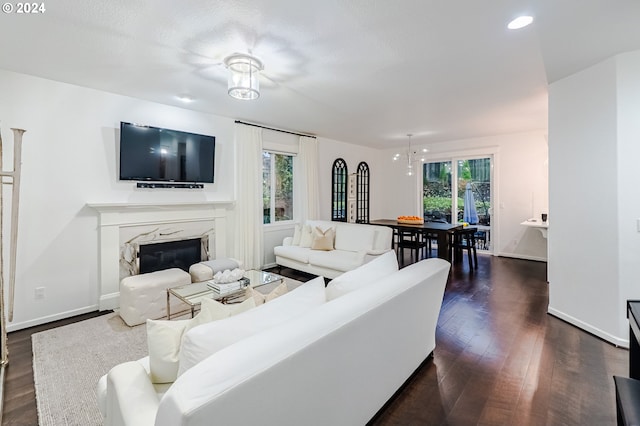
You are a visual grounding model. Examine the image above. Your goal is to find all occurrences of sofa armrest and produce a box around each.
[106,361,160,426]
[283,236,293,246]
[365,248,392,256]
[363,248,393,264]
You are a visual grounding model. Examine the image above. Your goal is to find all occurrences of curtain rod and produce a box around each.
[234,120,316,139]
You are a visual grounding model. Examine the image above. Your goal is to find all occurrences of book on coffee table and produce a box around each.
[207,277,250,295]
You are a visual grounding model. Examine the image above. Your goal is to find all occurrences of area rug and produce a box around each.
[32,277,303,426]
[32,312,147,426]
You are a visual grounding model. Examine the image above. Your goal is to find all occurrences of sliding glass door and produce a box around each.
[424,155,493,251]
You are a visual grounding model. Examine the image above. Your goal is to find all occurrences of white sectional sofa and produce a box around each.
[274,220,393,279]
[99,252,451,426]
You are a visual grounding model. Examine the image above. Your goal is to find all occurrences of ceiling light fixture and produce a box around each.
[223,53,263,100]
[507,15,533,30]
[393,134,428,176]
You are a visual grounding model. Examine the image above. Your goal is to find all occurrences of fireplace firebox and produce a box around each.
[139,238,201,274]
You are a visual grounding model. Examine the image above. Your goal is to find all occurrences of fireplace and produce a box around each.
[89,201,231,310]
[139,238,202,274]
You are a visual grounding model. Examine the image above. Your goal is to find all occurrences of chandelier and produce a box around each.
[223,53,263,100]
[393,134,428,176]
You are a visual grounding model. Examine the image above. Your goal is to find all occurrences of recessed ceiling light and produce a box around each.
[177,95,194,103]
[508,15,533,30]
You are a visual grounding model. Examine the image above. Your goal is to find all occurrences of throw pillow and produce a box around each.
[147,296,255,384]
[179,276,326,375]
[292,224,302,246]
[299,225,314,248]
[184,296,255,334]
[311,226,335,251]
[325,250,398,301]
[246,280,289,305]
[147,319,188,384]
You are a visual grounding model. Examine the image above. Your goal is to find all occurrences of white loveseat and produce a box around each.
[274,220,393,279]
[99,252,451,426]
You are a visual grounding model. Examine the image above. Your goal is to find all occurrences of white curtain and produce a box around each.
[294,136,320,222]
[233,124,264,269]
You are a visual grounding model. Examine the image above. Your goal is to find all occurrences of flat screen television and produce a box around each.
[119,122,215,183]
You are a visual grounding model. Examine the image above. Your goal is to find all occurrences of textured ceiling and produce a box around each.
[1,0,639,149]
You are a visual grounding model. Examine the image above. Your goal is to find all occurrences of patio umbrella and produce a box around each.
[463,183,479,224]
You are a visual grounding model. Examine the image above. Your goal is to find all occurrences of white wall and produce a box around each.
[0,70,236,330]
[317,137,383,221]
[548,50,640,345]
[616,51,640,338]
[379,132,549,260]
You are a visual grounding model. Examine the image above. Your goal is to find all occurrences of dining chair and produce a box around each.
[396,229,427,264]
[449,227,478,269]
[474,229,487,250]
[419,230,438,258]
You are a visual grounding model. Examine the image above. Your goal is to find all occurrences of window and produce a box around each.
[263,151,293,224]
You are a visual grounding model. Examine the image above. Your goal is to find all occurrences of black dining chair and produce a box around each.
[449,227,478,269]
[396,229,427,264]
[419,230,438,258]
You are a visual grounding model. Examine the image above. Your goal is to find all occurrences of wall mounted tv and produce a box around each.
[119,122,215,183]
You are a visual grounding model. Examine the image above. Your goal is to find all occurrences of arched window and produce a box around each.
[356,162,370,223]
[331,158,348,221]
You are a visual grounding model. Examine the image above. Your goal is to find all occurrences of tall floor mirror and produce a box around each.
[0,126,25,422]
[331,158,348,222]
[356,161,370,223]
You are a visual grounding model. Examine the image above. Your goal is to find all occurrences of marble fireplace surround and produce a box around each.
[88,201,232,310]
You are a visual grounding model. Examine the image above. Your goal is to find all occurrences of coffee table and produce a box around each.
[166,269,285,319]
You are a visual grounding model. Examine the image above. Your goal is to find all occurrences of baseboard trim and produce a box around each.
[7,304,99,332]
[547,306,628,348]
[497,252,547,262]
[99,292,119,311]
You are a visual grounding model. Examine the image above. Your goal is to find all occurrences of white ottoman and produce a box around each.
[188,258,242,282]
[119,268,191,326]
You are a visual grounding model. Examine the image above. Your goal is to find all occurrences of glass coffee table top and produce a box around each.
[166,269,285,319]
[244,270,284,287]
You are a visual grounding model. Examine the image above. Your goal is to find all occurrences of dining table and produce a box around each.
[369,219,463,261]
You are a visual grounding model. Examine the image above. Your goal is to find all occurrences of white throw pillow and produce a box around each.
[179,276,326,375]
[147,297,255,384]
[299,225,314,248]
[292,224,302,246]
[325,250,398,300]
[247,280,289,305]
[147,319,189,384]
[185,297,255,332]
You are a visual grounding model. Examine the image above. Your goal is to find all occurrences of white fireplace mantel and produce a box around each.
[88,201,233,310]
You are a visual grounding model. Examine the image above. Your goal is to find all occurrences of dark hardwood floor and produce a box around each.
[1,252,628,425]
[2,311,108,425]
[369,251,627,425]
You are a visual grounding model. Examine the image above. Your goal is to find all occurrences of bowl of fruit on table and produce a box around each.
[397,216,424,225]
